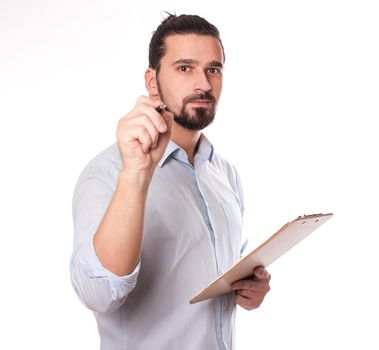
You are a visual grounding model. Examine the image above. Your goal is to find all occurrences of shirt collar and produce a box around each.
[158,141,181,167]
[158,133,214,168]
[195,133,214,163]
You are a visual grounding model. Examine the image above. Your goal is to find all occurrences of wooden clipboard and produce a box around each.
[190,213,333,304]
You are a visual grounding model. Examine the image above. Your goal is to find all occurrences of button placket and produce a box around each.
[192,169,223,276]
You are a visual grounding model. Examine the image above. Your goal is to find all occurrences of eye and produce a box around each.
[207,67,222,75]
[178,65,191,72]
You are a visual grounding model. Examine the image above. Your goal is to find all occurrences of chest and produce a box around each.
[143,160,243,272]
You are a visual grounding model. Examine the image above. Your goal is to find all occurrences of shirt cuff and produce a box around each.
[79,237,141,301]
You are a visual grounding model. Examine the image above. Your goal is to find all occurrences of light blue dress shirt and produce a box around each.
[70,134,247,350]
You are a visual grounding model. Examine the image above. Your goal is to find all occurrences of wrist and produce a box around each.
[117,168,153,189]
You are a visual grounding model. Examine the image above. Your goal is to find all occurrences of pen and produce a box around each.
[155,104,167,114]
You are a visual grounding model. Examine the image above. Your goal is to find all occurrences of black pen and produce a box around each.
[155,104,167,114]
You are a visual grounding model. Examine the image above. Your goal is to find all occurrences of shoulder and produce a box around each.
[211,151,240,183]
[211,151,245,213]
[75,143,122,191]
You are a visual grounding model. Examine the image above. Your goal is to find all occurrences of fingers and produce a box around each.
[253,266,271,281]
[127,114,161,150]
[231,266,271,296]
[131,101,168,133]
[122,125,155,154]
[135,96,167,131]
[231,278,270,294]
[235,292,264,310]
[135,95,161,108]
[118,96,169,153]
[232,268,271,311]
[235,287,266,299]
[160,109,174,134]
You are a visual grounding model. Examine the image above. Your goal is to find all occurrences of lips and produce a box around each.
[188,99,212,105]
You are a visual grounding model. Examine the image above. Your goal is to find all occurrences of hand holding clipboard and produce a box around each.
[190,213,333,304]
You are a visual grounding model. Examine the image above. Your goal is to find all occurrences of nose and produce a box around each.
[194,71,211,92]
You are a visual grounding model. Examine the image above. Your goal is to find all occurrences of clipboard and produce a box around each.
[190,213,333,304]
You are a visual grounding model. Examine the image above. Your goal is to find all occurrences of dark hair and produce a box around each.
[148,13,225,74]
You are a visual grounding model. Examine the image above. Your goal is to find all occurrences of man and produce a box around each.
[70,14,270,349]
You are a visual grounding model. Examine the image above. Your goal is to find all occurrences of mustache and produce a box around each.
[183,92,216,105]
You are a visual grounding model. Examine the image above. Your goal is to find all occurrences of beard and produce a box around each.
[157,80,217,131]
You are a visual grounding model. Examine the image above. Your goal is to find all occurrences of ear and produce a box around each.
[145,68,159,98]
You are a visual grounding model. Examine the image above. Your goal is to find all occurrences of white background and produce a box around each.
[1,0,378,349]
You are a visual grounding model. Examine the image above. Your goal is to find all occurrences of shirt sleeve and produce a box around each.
[70,170,140,314]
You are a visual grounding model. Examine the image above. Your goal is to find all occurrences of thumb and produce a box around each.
[155,110,174,150]
[160,110,174,141]
[162,110,174,134]
[253,266,269,280]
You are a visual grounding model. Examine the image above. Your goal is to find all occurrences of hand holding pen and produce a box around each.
[116,96,174,174]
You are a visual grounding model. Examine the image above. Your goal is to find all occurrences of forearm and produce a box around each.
[93,169,151,276]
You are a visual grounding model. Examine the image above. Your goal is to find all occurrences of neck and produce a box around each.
[171,123,201,166]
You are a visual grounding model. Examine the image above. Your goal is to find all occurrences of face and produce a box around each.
[155,34,224,131]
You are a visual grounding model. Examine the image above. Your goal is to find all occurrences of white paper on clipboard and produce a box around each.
[190,213,333,304]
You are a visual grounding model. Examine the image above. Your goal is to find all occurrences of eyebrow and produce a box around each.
[171,59,224,68]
